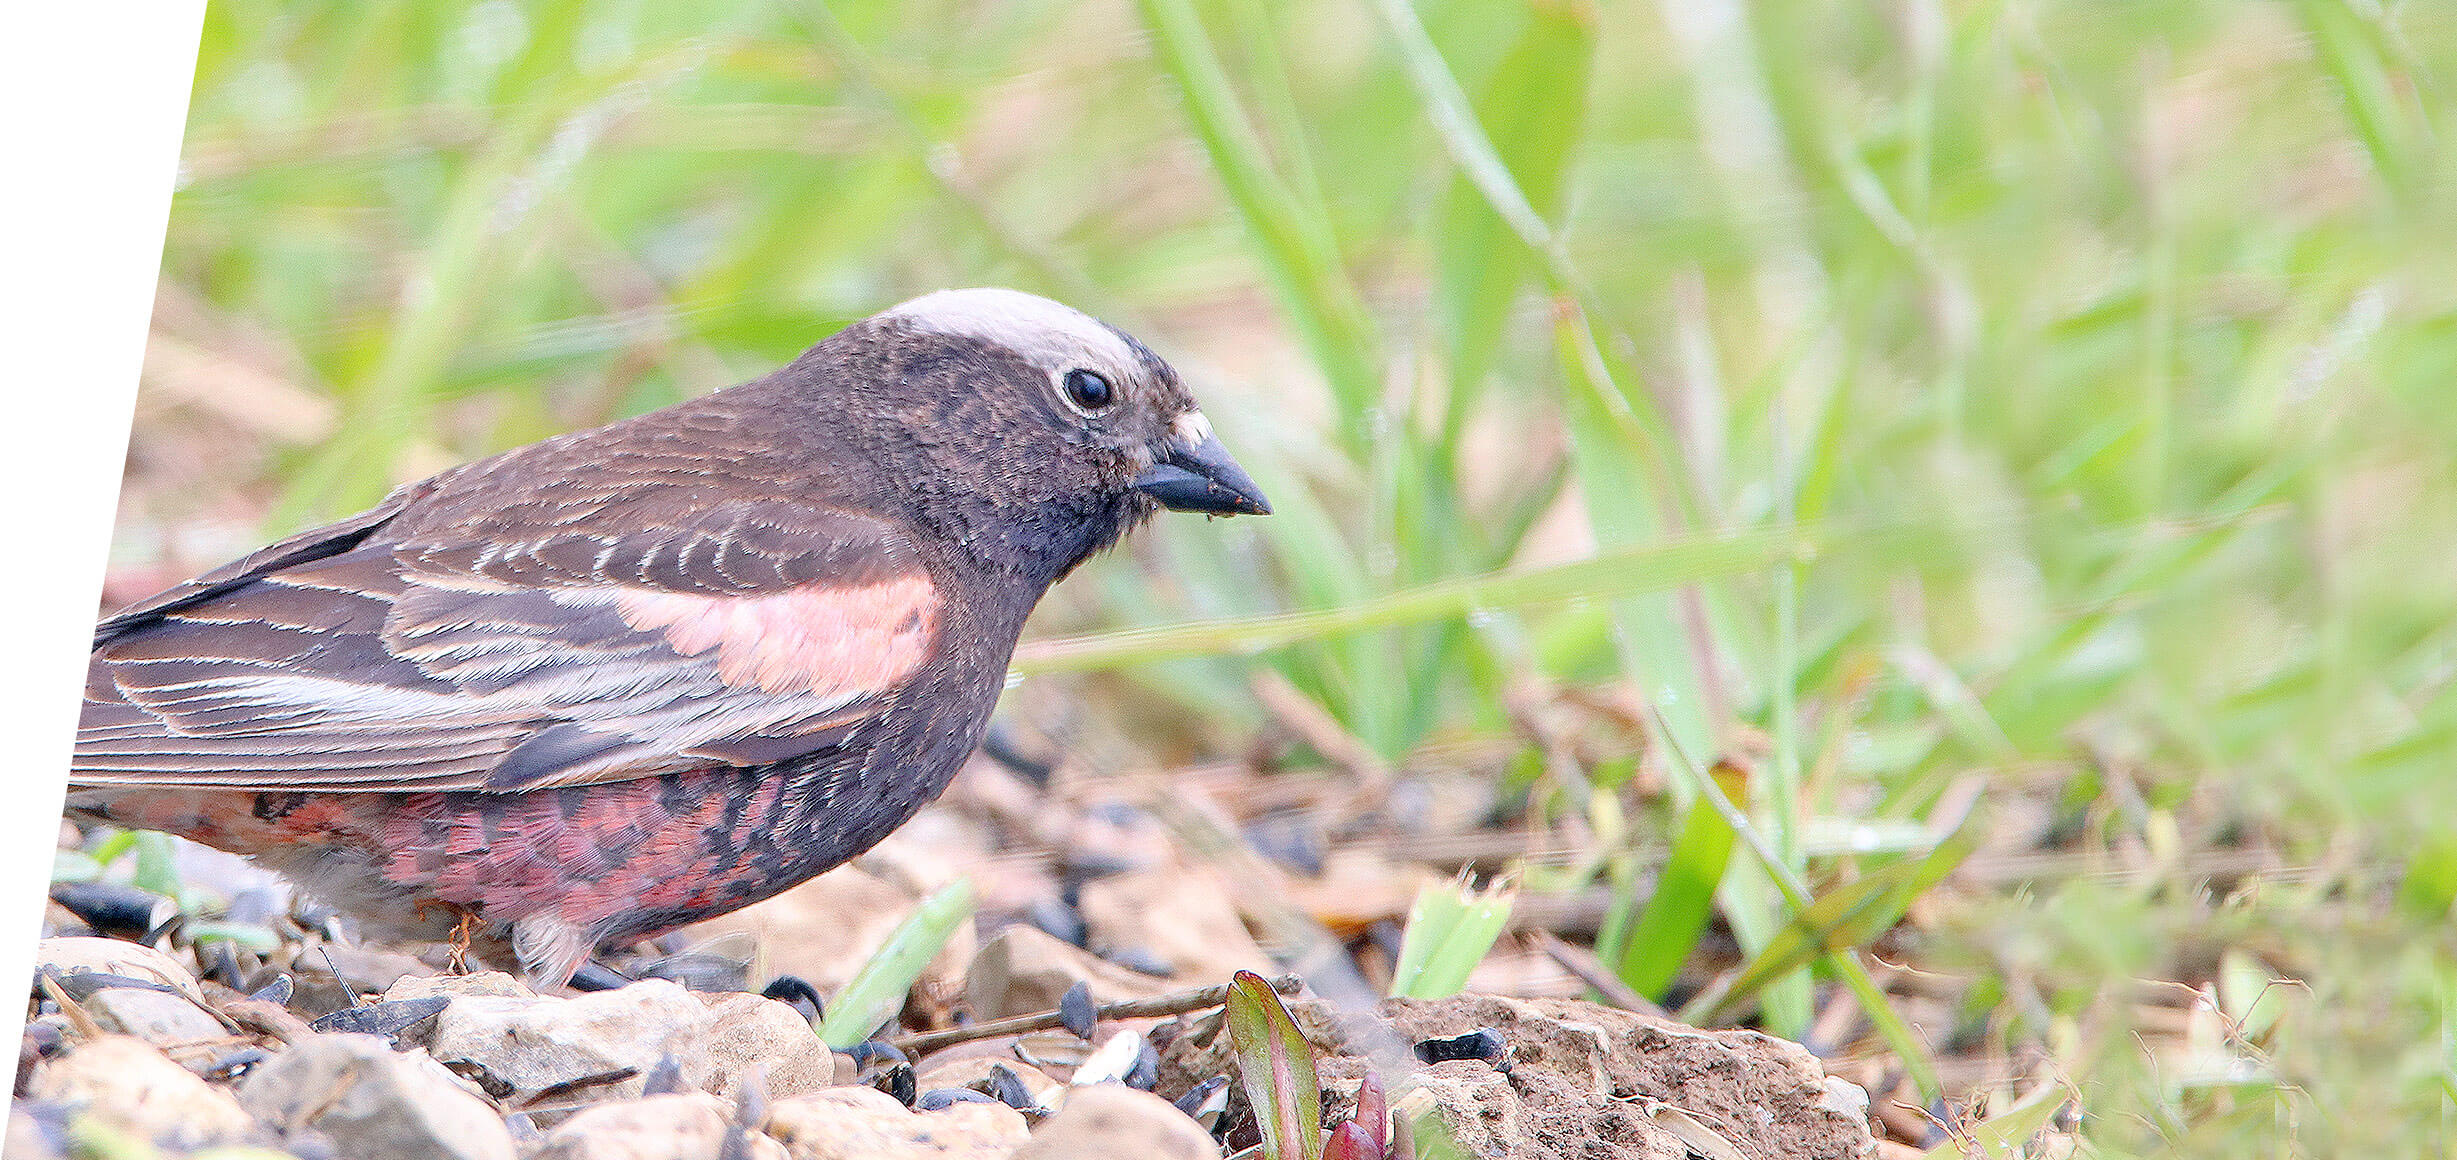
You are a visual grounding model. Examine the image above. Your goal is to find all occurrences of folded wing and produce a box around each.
[77,496,940,793]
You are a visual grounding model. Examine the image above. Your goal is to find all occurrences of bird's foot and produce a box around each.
[447,907,480,974]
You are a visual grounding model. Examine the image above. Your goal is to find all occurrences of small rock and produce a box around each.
[82,985,229,1047]
[698,992,839,1100]
[1013,1084,1220,1160]
[29,1033,256,1148]
[1058,980,1097,1038]
[915,1088,998,1110]
[1821,1075,1872,1126]
[250,974,296,1006]
[383,971,533,1004]
[34,936,205,1002]
[1078,866,1273,984]
[913,1057,1061,1111]
[240,1033,515,1160]
[764,1085,1028,1160]
[428,979,713,1109]
[759,976,826,1023]
[532,1093,787,1160]
[47,881,176,941]
[964,926,1171,1022]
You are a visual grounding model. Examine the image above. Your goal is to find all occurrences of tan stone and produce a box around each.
[239,1033,516,1160]
[30,1034,255,1148]
[534,1093,787,1160]
[427,979,713,1108]
[699,991,839,1100]
[34,937,204,1002]
[1013,1084,1221,1160]
[383,970,534,1003]
[763,1085,1028,1160]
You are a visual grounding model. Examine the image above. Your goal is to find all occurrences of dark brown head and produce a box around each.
[802,287,1271,581]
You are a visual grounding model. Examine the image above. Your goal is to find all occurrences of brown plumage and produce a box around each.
[69,288,1269,984]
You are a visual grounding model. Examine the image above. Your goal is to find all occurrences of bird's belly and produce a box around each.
[62,755,939,955]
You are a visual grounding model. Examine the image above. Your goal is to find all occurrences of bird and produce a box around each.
[67,287,1270,986]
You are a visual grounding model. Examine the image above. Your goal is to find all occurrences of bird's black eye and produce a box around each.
[1062,368,1115,414]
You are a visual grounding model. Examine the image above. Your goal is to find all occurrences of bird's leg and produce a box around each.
[447,906,479,974]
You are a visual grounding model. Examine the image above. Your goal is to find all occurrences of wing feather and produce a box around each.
[77,495,940,794]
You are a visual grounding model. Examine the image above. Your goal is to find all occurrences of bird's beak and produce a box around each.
[1134,412,1272,516]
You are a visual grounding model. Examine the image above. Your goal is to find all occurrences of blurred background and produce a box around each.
[99,0,2457,1153]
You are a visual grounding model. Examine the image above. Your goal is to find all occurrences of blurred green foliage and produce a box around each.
[146,0,2457,1153]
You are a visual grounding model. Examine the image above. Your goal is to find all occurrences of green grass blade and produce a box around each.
[1429,0,1596,434]
[1648,702,1946,1101]
[816,878,975,1049]
[1014,523,1818,673]
[1387,876,1517,1000]
[1697,825,1976,1018]
[1135,0,1381,438]
[1612,762,1745,1001]
[1918,1081,2071,1160]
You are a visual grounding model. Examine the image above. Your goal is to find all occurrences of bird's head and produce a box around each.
[816,288,1270,576]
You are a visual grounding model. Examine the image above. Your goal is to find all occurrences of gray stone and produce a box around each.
[1012,1084,1221,1160]
[84,985,229,1048]
[427,979,713,1108]
[239,1033,514,1160]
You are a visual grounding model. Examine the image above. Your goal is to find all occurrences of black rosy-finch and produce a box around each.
[69,288,1270,985]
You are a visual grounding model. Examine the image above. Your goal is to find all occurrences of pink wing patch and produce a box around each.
[614,575,939,699]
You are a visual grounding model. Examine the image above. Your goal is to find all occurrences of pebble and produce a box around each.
[763,1085,1029,1160]
[699,991,840,1100]
[1058,980,1097,1039]
[1012,1083,1221,1160]
[382,971,533,1004]
[427,979,713,1109]
[28,1033,257,1149]
[531,1092,787,1160]
[33,936,207,1002]
[239,1033,515,1160]
[82,985,229,1048]
[913,1056,1061,1112]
